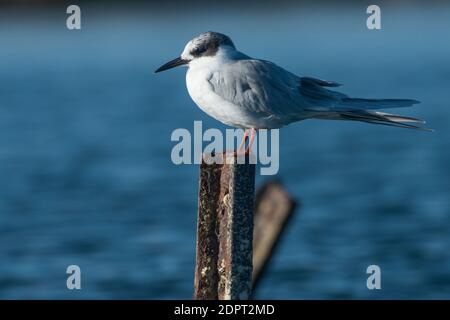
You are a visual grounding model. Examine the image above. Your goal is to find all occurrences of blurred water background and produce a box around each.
[0,2,449,299]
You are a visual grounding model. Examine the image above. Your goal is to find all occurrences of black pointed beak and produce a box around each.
[155,57,189,73]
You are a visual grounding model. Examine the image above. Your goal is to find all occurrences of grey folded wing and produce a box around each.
[206,59,308,119]
[206,59,347,118]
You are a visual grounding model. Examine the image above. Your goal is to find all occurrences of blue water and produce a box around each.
[0,4,449,299]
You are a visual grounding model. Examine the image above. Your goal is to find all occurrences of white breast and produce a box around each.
[186,57,257,128]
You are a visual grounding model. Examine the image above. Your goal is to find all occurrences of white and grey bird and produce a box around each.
[156,31,429,151]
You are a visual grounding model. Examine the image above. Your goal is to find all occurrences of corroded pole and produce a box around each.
[194,154,222,300]
[194,152,255,300]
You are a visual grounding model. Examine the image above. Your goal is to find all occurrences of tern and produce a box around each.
[155,31,429,152]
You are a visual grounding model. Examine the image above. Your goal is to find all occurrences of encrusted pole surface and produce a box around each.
[194,152,255,300]
[194,154,222,300]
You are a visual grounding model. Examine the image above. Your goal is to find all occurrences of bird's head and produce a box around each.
[155,31,235,73]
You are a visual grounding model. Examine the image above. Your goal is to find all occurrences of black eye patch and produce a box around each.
[191,46,207,57]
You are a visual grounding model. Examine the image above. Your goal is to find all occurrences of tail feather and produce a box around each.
[340,98,420,109]
[309,109,432,131]
[374,111,425,124]
[337,110,432,131]
[299,80,429,130]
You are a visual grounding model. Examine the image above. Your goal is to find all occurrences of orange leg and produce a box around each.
[245,128,257,154]
[237,129,249,153]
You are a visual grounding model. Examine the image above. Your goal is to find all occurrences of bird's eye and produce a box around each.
[192,46,207,56]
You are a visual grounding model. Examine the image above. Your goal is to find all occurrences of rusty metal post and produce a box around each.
[194,152,255,300]
[194,154,222,300]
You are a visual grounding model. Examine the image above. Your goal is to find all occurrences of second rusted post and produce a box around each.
[194,152,255,300]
